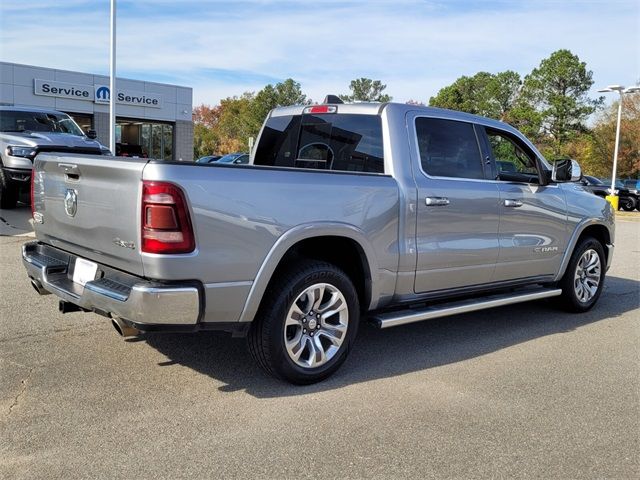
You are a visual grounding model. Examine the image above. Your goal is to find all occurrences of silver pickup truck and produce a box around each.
[0,106,109,208]
[23,101,615,384]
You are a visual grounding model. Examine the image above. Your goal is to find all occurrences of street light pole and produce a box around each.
[597,85,640,209]
[611,93,623,195]
[109,0,117,155]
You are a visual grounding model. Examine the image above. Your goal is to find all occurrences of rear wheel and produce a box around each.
[620,197,637,211]
[0,169,18,209]
[248,260,359,384]
[557,237,605,312]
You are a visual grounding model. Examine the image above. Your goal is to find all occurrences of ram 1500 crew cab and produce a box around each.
[23,101,614,384]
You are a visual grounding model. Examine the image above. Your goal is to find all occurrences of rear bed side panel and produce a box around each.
[142,162,400,322]
[33,153,147,276]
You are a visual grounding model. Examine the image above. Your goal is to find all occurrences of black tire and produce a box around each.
[620,197,636,211]
[0,168,18,209]
[248,260,360,385]
[557,237,606,312]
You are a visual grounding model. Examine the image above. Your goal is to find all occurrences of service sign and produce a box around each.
[34,79,94,101]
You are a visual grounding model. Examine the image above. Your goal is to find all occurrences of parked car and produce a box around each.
[116,143,147,158]
[23,101,614,384]
[582,176,637,211]
[621,179,640,211]
[196,155,222,164]
[216,152,249,164]
[0,106,109,208]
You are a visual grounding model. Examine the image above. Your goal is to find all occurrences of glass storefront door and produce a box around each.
[116,118,174,160]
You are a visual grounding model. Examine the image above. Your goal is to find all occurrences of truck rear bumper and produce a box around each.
[22,241,201,327]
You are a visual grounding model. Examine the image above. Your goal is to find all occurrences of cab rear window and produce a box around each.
[254,113,384,174]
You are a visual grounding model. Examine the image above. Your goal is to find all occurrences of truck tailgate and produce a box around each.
[32,153,147,276]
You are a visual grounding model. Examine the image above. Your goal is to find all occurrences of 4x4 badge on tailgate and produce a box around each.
[64,189,77,217]
[113,238,135,249]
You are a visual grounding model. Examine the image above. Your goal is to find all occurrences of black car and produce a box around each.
[580,176,636,211]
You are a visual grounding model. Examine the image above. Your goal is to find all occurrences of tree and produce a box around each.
[250,79,309,132]
[340,78,392,102]
[429,71,521,120]
[214,93,256,153]
[517,49,602,156]
[192,104,221,159]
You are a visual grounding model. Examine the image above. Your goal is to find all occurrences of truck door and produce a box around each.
[408,114,500,293]
[478,126,568,282]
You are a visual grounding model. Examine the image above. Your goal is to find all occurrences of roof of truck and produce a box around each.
[270,101,516,132]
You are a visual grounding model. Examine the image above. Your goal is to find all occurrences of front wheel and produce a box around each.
[248,260,360,384]
[556,237,606,312]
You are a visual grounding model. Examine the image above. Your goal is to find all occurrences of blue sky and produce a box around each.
[0,0,638,106]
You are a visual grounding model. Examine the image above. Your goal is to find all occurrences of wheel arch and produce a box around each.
[555,220,613,281]
[238,223,380,323]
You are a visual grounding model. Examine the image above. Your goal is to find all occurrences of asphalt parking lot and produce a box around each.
[1,205,638,479]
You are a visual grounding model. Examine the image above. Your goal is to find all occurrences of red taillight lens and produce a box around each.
[30,168,35,218]
[141,181,195,254]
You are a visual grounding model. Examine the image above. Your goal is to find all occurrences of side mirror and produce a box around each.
[552,158,581,182]
[86,129,97,139]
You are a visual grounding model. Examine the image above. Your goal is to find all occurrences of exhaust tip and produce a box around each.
[111,317,140,338]
[30,278,49,295]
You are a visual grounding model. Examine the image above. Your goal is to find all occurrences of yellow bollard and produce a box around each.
[605,195,619,210]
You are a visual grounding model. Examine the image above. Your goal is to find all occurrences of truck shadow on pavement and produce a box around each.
[143,275,639,397]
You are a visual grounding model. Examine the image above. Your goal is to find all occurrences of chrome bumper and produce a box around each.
[22,241,201,326]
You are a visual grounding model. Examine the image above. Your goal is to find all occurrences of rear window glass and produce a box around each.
[254,113,384,173]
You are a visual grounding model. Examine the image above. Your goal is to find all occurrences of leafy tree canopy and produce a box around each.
[518,49,602,155]
[429,70,521,121]
[340,78,392,102]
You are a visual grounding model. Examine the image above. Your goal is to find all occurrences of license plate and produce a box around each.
[72,258,98,286]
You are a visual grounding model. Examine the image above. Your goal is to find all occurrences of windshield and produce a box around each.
[0,110,85,136]
[217,153,246,163]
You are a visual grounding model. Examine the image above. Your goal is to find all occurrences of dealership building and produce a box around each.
[0,61,193,161]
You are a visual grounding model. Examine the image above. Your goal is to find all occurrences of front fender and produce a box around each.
[554,216,615,281]
[238,222,380,323]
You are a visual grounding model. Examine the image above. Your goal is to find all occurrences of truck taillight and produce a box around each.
[141,181,195,254]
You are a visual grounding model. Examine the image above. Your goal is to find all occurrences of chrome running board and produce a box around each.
[371,288,562,329]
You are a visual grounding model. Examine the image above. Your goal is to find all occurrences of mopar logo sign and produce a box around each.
[95,85,110,103]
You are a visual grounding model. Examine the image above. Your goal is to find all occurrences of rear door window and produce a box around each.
[254,113,384,173]
[415,117,485,180]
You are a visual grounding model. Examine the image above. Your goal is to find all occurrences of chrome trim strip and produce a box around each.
[373,288,562,329]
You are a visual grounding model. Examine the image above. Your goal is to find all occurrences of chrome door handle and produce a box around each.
[504,199,523,208]
[58,163,78,171]
[425,197,450,206]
